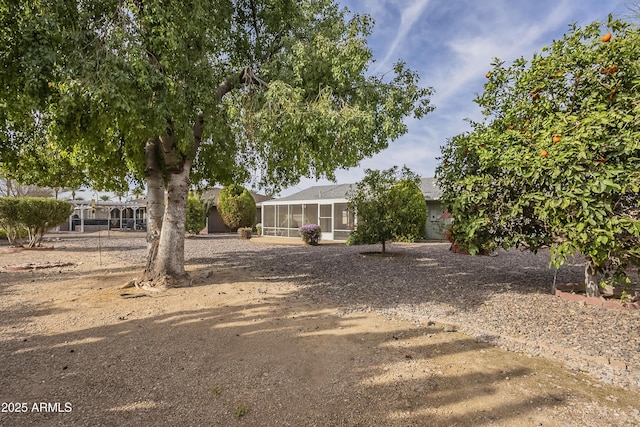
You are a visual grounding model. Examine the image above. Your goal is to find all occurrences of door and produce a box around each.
[319,204,333,241]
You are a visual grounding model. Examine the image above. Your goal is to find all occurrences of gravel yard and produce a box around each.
[1,232,639,426]
[158,233,638,392]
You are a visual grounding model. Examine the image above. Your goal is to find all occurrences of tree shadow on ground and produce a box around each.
[1,271,581,427]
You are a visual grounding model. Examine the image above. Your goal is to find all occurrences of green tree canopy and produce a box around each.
[436,16,640,296]
[347,166,425,253]
[2,0,434,288]
[217,184,257,230]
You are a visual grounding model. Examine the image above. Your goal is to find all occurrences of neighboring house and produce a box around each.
[60,199,147,232]
[201,188,271,233]
[261,178,451,241]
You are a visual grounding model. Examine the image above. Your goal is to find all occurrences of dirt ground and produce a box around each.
[1,235,639,426]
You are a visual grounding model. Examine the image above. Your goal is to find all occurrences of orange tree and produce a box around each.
[436,16,640,297]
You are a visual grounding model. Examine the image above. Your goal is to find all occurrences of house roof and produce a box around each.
[274,183,354,202]
[270,178,442,203]
[419,177,442,200]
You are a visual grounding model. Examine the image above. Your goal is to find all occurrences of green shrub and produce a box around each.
[217,184,256,230]
[387,179,426,242]
[347,167,426,253]
[0,197,73,247]
[0,198,22,245]
[186,193,206,235]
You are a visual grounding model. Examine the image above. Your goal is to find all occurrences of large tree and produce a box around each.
[1,0,433,288]
[436,17,640,297]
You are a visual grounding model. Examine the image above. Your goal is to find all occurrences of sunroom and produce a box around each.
[260,184,355,241]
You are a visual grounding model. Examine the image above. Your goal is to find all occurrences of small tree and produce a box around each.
[0,198,73,247]
[347,167,425,253]
[185,194,206,235]
[217,185,257,230]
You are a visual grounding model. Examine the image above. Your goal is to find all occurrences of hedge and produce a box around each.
[0,197,73,247]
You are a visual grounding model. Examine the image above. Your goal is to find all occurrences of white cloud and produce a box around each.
[432,0,575,106]
[372,0,432,74]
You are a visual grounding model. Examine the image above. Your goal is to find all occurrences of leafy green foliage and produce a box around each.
[218,184,256,230]
[388,179,427,242]
[347,167,425,252]
[0,197,73,247]
[1,0,433,194]
[436,17,640,289]
[0,198,23,246]
[185,194,206,235]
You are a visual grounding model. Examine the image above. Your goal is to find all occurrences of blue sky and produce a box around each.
[280,0,629,196]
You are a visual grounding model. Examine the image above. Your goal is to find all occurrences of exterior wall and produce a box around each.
[207,206,262,233]
[207,206,232,233]
[424,200,451,240]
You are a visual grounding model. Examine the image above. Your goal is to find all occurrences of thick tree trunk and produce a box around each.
[140,123,198,289]
[585,257,600,297]
[138,71,256,290]
[145,138,165,268]
[140,165,191,289]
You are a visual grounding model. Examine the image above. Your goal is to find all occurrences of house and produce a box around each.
[260,178,450,241]
[60,199,147,232]
[201,188,271,233]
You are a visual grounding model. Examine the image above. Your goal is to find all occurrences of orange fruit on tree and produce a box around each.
[601,65,619,75]
[541,150,548,157]
[601,33,612,43]
[525,119,531,124]
[486,72,491,78]
[552,135,561,143]
[508,125,514,130]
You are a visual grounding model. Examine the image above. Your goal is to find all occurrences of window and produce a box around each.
[303,204,318,225]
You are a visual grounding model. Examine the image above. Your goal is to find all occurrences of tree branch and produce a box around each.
[190,111,205,160]
[215,66,268,100]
